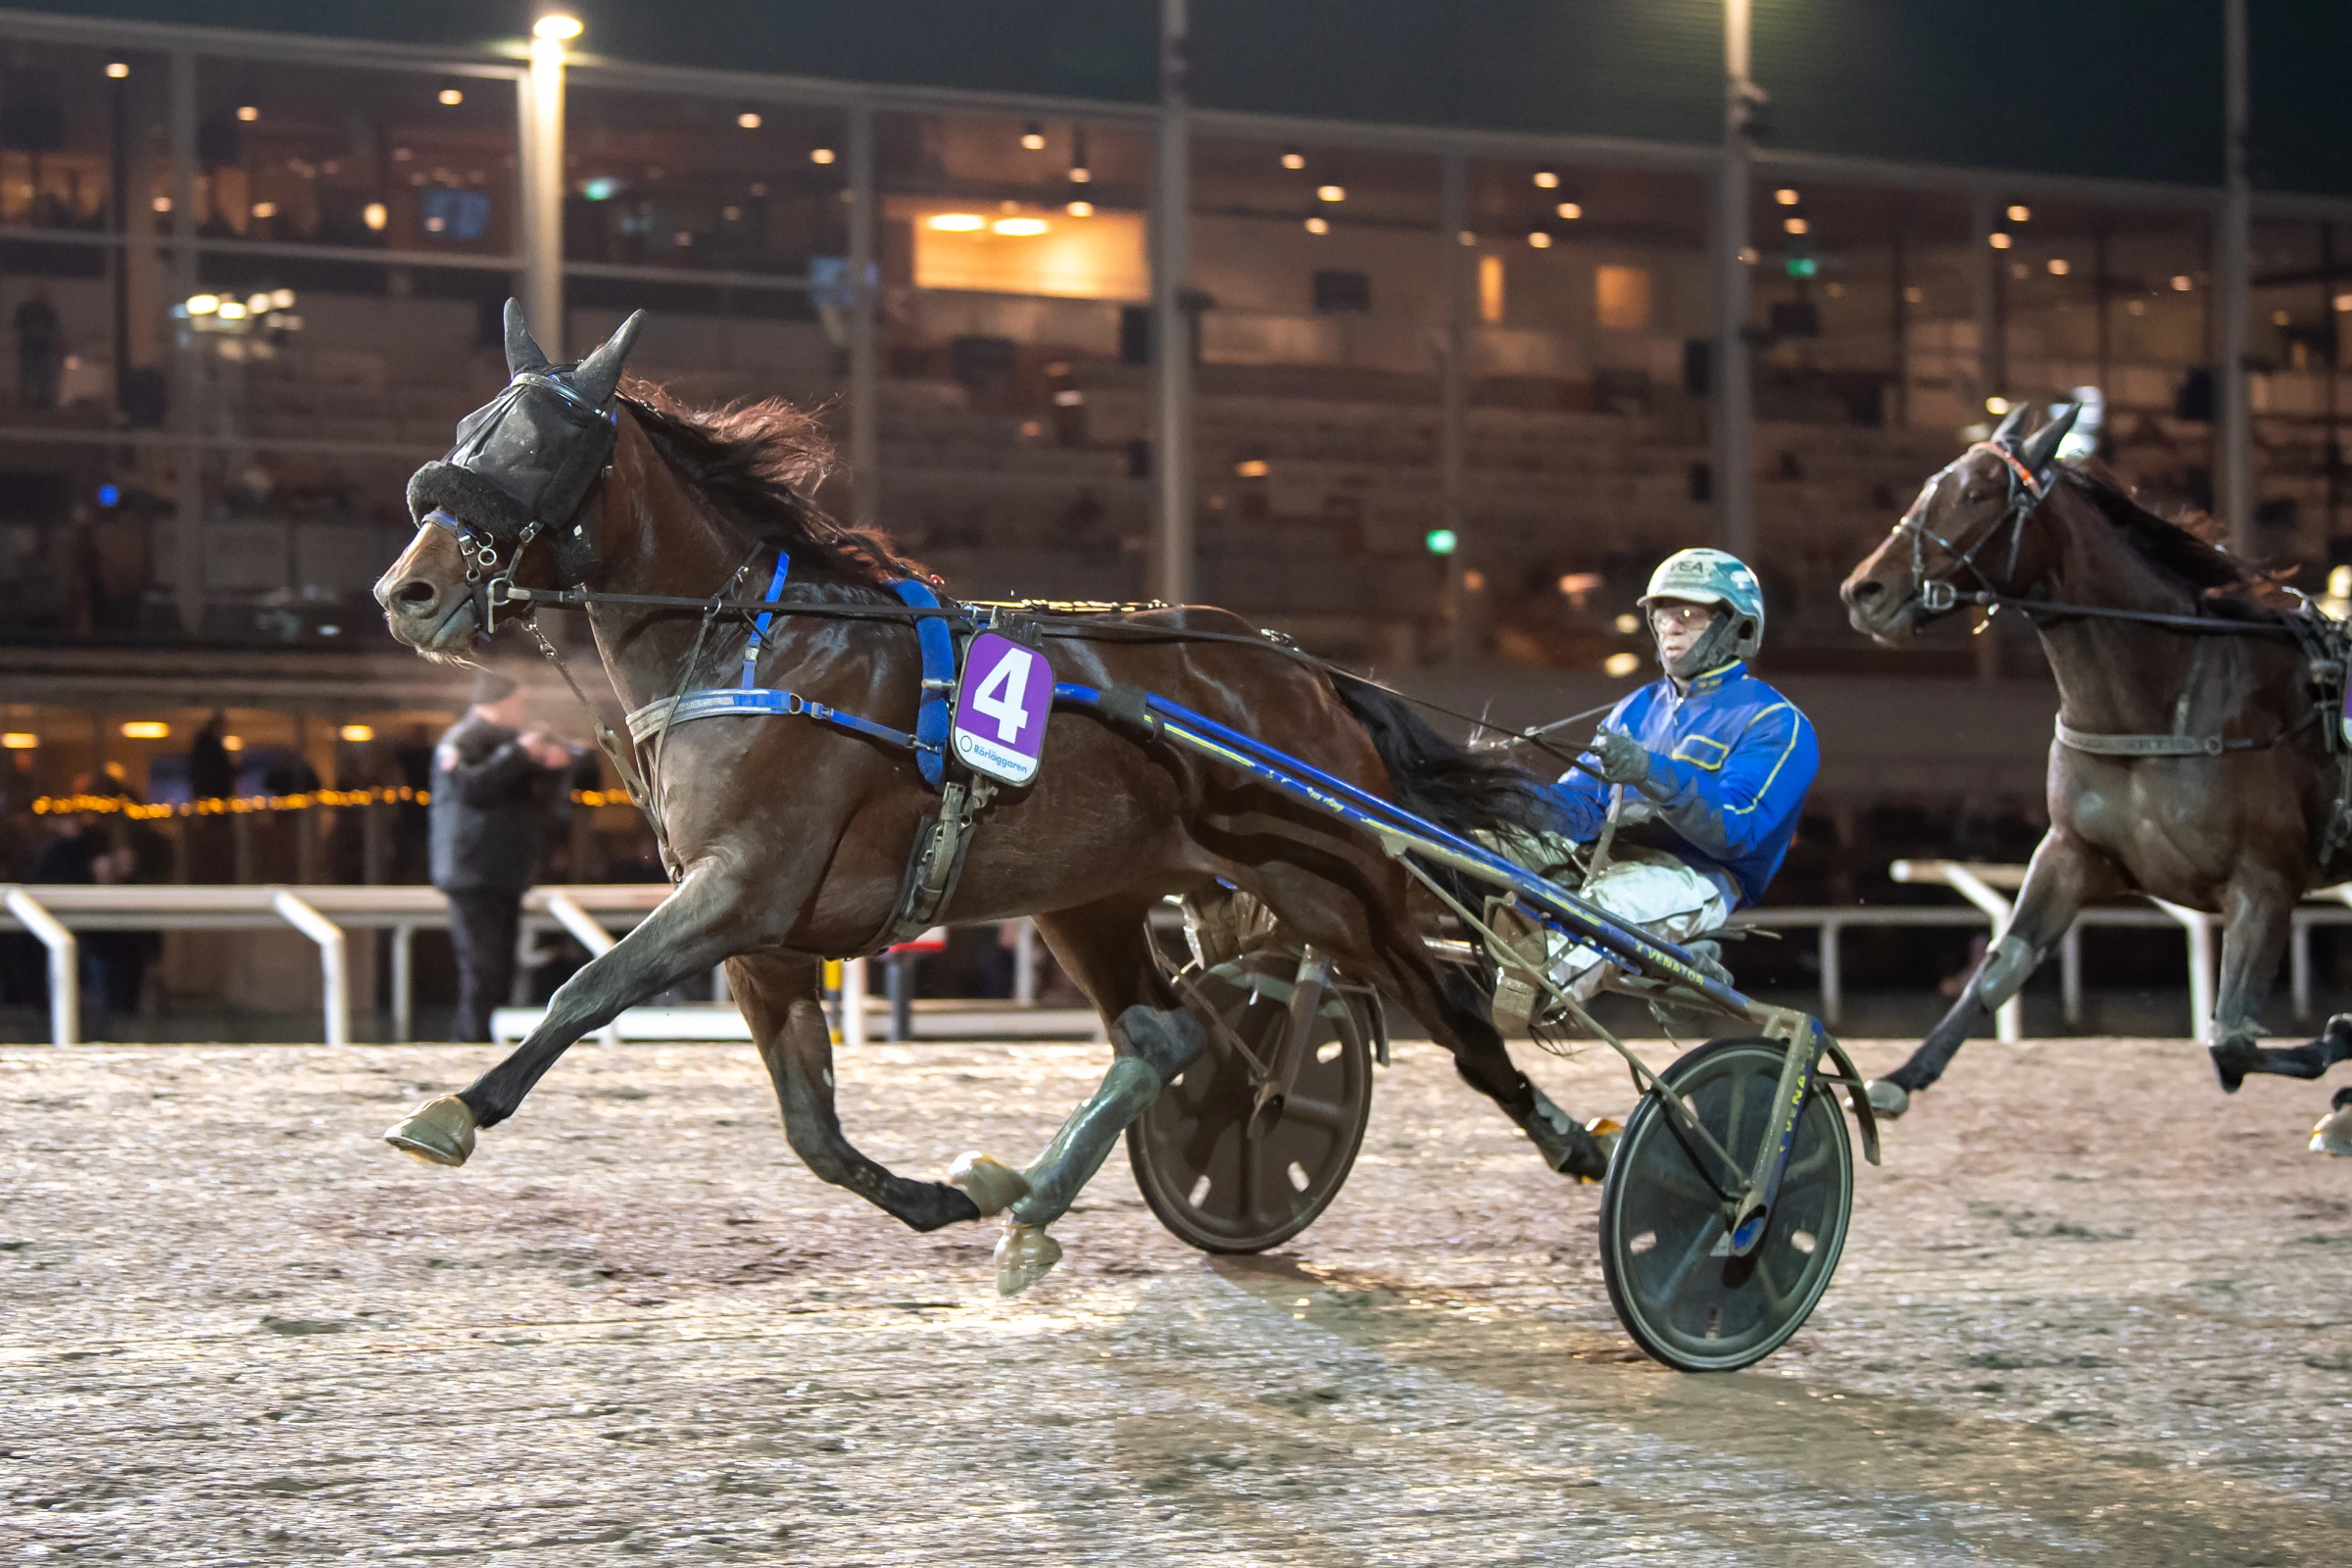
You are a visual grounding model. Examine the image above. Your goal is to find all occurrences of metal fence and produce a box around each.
[5,866,2348,1048]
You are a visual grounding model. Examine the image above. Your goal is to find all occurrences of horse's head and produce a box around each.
[375,301,645,660]
[1839,402,2079,644]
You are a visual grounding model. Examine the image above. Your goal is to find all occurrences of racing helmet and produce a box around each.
[1637,548,1765,665]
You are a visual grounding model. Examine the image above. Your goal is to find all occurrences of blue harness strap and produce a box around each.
[892,578,955,789]
[618,560,959,792]
[740,554,791,689]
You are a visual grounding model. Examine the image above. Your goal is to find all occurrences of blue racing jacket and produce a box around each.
[1543,661,1818,909]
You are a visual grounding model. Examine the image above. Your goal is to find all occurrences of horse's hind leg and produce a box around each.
[729,951,980,1233]
[1239,851,1608,1180]
[979,892,1205,1295]
[1874,830,2109,1116]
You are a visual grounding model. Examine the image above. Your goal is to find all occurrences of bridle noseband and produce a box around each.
[1894,437,2051,615]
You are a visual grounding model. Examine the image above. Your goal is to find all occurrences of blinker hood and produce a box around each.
[407,302,644,542]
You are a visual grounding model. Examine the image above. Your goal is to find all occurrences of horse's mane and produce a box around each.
[2056,462,2284,615]
[617,376,930,590]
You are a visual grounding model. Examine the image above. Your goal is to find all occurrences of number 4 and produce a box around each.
[970,647,1034,744]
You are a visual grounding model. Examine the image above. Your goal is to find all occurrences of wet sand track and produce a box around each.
[2,1035,2347,1564]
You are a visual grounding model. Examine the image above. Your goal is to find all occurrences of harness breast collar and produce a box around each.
[621,553,959,791]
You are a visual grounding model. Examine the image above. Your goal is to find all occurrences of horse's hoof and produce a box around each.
[1582,1116,1623,1184]
[1524,1093,1607,1181]
[1864,1079,1911,1119]
[2312,1090,2352,1157]
[948,1152,1031,1216]
[2209,1041,2257,1094]
[382,1096,477,1167]
[994,1222,1061,1297]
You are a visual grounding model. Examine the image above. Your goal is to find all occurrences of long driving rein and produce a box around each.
[1886,406,2341,768]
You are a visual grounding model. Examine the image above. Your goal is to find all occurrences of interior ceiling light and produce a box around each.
[1774,187,1800,206]
[1528,230,1553,249]
[2047,258,2071,275]
[1533,171,1559,189]
[363,202,387,229]
[438,86,464,106]
[0,733,34,749]
[928,213,986,232]
[236,105,258,122]
[1280,148,1305,170]
[1020,122,1047,151]
[1783,216,1808,235]
[104,62,128,78]
[1303,216,1329,235]
[1315,184,1345,203]
[1556,202,1582,220]
[1988,231,2013,250]
[217,300,247,320]
[2007,203,2032,223]
[1065,199,1094,218]
[186,293,220,315]
[992,217,1049,235]
[737,111,761,129]
[808,146,836,165]
[2172,274,2193,291]
[533,13,583,40]
[121,721,169,739]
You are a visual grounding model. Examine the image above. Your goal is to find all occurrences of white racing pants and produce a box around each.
[1545,849,1729,1002]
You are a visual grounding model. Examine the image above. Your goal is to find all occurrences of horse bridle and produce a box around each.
[411,369,620,636]
[1895,437,2052,615]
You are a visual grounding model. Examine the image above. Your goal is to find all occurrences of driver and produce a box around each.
[1500,548,1819,1018]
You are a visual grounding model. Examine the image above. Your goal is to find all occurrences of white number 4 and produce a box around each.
[970,648,1034,744]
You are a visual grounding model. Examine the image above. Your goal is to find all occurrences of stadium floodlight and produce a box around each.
[533,13,583,40]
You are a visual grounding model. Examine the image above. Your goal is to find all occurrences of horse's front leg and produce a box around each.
[1872,829,2112,1117]
[383,857,770,1164]
[729,949,982,1232]
[2208,866,2352,1093]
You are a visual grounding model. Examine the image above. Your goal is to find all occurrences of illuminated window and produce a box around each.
[899,198,1147,300]
[1478,254,1504,323]
[1595,265,1651,330]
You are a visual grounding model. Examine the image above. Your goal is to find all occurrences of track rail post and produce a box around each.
[5,888,77,1047]
[270,889,348,1049]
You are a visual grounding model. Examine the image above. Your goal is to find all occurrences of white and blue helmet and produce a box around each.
[1638,548,1765,662]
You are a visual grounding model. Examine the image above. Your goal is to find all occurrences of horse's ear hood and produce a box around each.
[573,310,646,408]
[503,298,551,377]
[2022,403,2081,475]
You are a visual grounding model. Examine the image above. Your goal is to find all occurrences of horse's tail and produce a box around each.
[1330,675,1555,841]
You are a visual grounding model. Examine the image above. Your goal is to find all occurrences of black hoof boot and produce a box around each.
[2209,1038,2263,1094]
[1524,1086,1608,1181]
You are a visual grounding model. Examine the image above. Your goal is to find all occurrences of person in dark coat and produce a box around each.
[430,669,573,1042]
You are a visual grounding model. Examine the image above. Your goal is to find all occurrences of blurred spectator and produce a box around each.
[189,711,236,801]
[14,283,61,410]
[34,780,155,1025]
[431,670,574,1041]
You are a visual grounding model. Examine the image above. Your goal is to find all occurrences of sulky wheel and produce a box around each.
[1598,1035,1854,1372]
[1126,946,1377,1253]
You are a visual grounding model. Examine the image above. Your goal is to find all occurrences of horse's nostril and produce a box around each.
[1849,578,1885,604]
[394,578,439,610]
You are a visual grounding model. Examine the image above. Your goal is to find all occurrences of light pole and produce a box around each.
[2218,0,2252,554]
[1151,0,1194,604]
[1715,0,1757,560]
[522,12,576,357]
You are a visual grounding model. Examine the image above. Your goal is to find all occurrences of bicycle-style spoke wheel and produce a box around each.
[1126,949,1376,1253]
[1598,1036,1853,1372]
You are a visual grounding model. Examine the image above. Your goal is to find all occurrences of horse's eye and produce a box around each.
[1962,485,1993,504]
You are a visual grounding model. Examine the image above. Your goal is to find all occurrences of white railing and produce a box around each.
[8,872,2347,1048]
[1884,860,2352,1044]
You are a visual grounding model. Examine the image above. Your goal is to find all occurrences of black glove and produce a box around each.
[1589,728,1656,789]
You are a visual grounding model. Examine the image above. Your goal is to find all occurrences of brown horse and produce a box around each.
[1840,405,2352,1144]
[370,305,1609,1293]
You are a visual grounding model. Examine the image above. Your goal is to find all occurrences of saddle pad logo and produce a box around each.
[952,630,1054,786]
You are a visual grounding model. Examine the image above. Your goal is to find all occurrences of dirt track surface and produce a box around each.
[2,1035,2348,1565]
